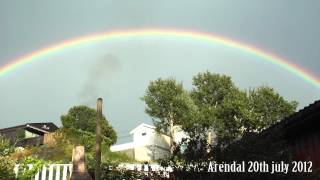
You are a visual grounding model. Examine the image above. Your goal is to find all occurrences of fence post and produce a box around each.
[70,146,92,180]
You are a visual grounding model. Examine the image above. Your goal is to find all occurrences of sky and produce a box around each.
[0,0,320,143]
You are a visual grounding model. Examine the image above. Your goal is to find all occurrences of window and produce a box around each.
[25,130,39,138]
[142,132,147,136]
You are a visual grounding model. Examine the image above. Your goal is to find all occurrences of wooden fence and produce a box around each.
[14,164,72,180]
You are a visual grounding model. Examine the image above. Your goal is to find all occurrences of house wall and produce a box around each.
[132,126,156,145]
[111,124,189,162]
[0,127,24,143]
[290,130,320,168]
[43,133,57,146]
[131,127,171,162]
[152,145,170,160]
[132,126,170,149]
[134,145,170,162]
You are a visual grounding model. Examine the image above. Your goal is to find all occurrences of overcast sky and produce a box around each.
[1,1,319,143]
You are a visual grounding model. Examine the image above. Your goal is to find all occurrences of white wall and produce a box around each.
[132,126,156,146]
[111,124,185,162]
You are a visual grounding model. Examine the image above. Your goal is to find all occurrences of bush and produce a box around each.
[29,145,72,163]
[0,156,15,180]
[102,150,136,164]
[17,156,46,180]
[56,128,112,152]
[0,135,14,156]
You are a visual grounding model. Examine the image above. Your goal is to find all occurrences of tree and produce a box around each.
[190,72,297,146]
[213,88,251,145]
[190,72,240,138]
[142,78,198,151]
[143,72,298,148]
[145,72,299,179]
[142,78,196,133]
[247,86,298,131]
[61,105,117,145]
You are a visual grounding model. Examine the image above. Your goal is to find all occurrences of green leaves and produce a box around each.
[61,105,117,145]
[143,72,299,179]
[142,71,297,147]
[247,86,297,131]
[191,71,236,106]
[0,156,15,180]
[142,78,196,134]
[17,157,46,180]
[0,136,14,156]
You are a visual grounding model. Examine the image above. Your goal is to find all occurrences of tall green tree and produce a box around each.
[214,88,251,145]
[142,78,197,134]
[190,72,239,134]
[247,86,298,131]
[150,72,299,178]
[190,72,297,145]
[143,72,298,147]
[61,105,117,145]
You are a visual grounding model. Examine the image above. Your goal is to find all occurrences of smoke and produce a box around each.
[79,54,122,105]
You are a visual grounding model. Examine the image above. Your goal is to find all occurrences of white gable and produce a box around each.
[129,123,155,134]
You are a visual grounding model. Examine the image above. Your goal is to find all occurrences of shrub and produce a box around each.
[0,156,15,180]
[29,145,72,163]
[17,156,46,180]
[0,135,14,156]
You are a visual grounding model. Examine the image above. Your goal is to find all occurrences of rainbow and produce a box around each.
[0,28,319,88]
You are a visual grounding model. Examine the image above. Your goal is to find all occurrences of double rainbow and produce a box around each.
[0,29,319,88]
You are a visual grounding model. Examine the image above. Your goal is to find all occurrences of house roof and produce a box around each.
[281,100,320,127]
[110,142,135,151]
[129,123,156,134]
[261,100,320,136]
[0,122,59,134]
[26,123,59,133]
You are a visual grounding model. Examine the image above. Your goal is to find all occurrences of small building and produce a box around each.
[110,123,187,162]
[259,100,320,169]
[281,100,320,168]
[0,122,59,147]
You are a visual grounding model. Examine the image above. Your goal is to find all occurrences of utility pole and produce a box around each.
[95,98,103,180]
[169,118,174,154]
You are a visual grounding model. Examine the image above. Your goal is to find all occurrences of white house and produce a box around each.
[110,123,187,162]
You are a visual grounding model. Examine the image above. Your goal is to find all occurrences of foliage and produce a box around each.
[143,71,299,179]
[191,72,237,108]
[17,156,46,180]
[96,162,169,180]
[247,86,298,131]
[0,135,14,156]
[16,129,25,140]
[102,150,136,164]
[190,72,297,146]
[54,127,115,158]
[142,78,199,135]
[0,156,15,180]
[86,143,136,179]
[28,144,72,163]
[61,105,117,145]
[10,148,33,161]
[0,136,16,179]
[143,72,297,147]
